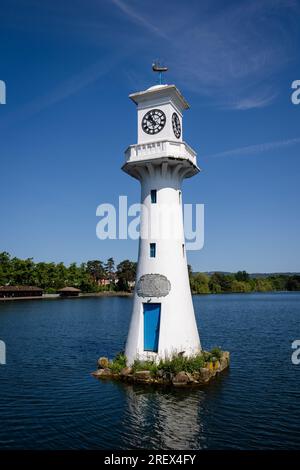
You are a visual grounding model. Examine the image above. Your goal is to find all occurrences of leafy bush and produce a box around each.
[132,359,158,376]
[109,352,127,373]
[158,355,187,375]
[201,351,211,362]
[158,353,206,375]
[210,347,222,360]
[44,287,57,294]
[121,349,224,376]
[185,354,206,371]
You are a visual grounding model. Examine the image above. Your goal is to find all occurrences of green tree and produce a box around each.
[34,262,54,289]
[231,280,252,293]
[105,257,115,290]
[187,264,193,281]
[10,257,35,285]
[86,260,105,283]
[0,252,12,285]
[268,275,288,291]
[208,281,222,294]
[209,272,234,293]
[77,263,98,292]
[235,270,250,282]
[286,275,300,291]
[191,273,210,294]
[254,278,273,292]
[116,260,137,292]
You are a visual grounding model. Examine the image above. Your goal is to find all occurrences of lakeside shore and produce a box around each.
[0,290,296,302]
[0,291,133,301]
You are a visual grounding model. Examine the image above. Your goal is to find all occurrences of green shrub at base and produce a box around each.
[108,347,223,376]
[108,352,127,373]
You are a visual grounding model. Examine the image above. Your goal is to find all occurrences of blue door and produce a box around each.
[143,303,161,352]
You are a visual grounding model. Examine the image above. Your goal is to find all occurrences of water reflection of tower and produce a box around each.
[122,385,207,450]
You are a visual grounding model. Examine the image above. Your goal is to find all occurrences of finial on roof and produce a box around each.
[152,60,168,85]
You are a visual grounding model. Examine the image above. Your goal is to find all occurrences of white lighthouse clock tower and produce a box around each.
[123,66,201,365]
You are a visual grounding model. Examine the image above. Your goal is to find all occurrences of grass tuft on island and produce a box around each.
[92,348,230,387]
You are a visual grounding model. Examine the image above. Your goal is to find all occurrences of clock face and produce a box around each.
[142,109,166,135]
[172,112,181,139]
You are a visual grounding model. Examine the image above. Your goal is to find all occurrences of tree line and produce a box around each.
[0,252,136,293]
[189,269,300,294]
[0,252,299,294]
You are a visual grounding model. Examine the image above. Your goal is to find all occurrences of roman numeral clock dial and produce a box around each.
[142,109,166,135]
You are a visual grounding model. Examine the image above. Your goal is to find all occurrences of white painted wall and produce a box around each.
[137,100,183,144]
[125,163,201,365]
[124,84,201,365]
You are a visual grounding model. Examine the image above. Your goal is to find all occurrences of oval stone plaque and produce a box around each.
[137,274,171,298]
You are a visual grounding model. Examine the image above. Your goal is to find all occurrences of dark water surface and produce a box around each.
[0,293,299,449]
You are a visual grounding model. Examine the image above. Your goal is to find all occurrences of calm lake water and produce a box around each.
[0,292,299,449]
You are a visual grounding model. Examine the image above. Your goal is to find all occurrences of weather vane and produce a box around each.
[152,60,168,85]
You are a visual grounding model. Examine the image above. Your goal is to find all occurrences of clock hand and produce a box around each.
[148,116,156,125]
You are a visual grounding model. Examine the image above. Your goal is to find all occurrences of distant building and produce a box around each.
[98,274,118,287]
[128,280,136,289]
[0,286,43,298]
[58,287,81,297]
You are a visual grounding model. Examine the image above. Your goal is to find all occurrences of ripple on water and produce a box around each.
[0,293,299,449]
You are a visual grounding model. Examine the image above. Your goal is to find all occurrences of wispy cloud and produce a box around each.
[228,92,278,111]
[111,0,300,109]
[0,1,147,129]
[203,137,300,159]
[110,0,168,39]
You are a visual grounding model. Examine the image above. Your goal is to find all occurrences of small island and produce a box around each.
[92,348,230,387]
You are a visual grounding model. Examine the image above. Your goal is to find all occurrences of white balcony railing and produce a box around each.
[124,140,197,164]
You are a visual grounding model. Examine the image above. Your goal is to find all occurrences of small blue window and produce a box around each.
[151,189,157,204]
[150,243,156,258]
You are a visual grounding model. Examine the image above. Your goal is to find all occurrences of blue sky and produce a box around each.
[0,0,300,272]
